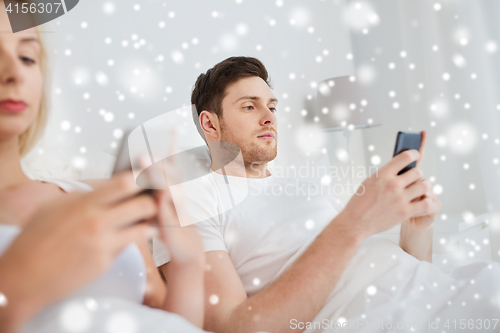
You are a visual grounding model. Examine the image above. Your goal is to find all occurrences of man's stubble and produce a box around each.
[219,118,278,164]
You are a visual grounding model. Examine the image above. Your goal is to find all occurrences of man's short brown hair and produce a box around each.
[191,56,273,121]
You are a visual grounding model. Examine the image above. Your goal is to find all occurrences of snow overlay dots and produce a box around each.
[61,120,71,131]
[371,155,381,165]
[454,27,470,46]
[366,285,377,296]
[305,220,315,229]
[102,2,115,15]
[209,295,219,305]
[433,3,442,11]
[236,23,248,36]
[252,278,261,286]
[321,175,331,185]
[452,54,466,68]
[433,184,443,195]
[60,302,92,332]
[104,112,114,122]
[171,50,184,64]
[113,129,124,139]
[72,156,86,169]
[95,72,108,86]
[442,73,451,81]
[486,41,498,54]
[343,2,379,31]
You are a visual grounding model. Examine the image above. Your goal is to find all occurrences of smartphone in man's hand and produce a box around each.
[393,131,422,175]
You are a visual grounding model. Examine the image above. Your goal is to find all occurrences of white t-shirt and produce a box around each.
[152,170,344,297]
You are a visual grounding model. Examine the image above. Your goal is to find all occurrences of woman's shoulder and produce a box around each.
[36,178,94,193]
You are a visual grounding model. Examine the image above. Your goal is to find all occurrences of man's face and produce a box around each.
[218,76,278,164]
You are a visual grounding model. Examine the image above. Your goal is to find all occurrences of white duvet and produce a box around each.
[273,235,500,333]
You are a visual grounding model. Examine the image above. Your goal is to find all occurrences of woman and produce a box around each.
[0,3,205,332]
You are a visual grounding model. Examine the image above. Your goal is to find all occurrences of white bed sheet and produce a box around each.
[273,234,500,332]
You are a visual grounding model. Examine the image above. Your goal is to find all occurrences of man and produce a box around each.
[153,57,496,333]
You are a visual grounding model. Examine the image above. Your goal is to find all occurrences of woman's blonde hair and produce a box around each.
[18,26,49,156]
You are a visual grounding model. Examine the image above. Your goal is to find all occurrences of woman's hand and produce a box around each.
[0,171,158,332]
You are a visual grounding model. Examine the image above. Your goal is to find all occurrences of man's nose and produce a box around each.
[261,107,276,126]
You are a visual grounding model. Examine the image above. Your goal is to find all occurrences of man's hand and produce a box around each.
[399,131,442,261]
[341,147,432,238]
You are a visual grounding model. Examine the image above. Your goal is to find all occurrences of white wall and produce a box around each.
[25,0,353,181]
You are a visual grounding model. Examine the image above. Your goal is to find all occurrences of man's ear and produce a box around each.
[200,110,220,141]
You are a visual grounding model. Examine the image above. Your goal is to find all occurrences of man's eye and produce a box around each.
[269,107,277,112]
[243,106,254,110]
[20,56,36,65]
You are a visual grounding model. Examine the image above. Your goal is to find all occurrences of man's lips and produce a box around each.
[0,99,27,113]
[257,132,276,140]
